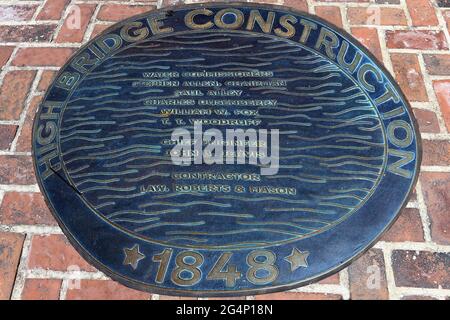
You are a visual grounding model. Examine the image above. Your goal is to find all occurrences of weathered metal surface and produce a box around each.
[32,3,421,296]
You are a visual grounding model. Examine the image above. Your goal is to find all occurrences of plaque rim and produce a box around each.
[31,1,422,297]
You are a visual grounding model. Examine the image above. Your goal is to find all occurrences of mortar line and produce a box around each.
[401,0,413,27]
[417,53,448,134]
[340,2,351,33]
[82,2,102,42]
[339,268,350,300]
[378,245,399,299]
[306,0,315,14]
[10,233,32,300]
[379,27,394,74]
[0,224,62,234]
[434,0,450,47]
[374,241,450,252]
[414,180,433,242]
[59,279,69,300]
[30,0,47,21]
[10,69,42,152]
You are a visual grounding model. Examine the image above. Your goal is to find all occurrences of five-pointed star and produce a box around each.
[123,244,145,270]
[284,248,309,272]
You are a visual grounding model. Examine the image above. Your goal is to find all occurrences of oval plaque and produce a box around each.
[32,3,421,296]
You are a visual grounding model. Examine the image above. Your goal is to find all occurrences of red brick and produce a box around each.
[38,71,57,93]
[65,280,150,300]
[0,46,14,68]
[16,96,42,153]
[21,279,62,300]
[0,192,56,226]
[422,140,450,166]
[410,188,417,201]
[348,7,407,26]
[28,234,95,272]
[97,4,155,22]
[0,25,56,42]
[348,249,389,300]
[424,54,450,76]
[89,24,113,39]
[390,53,428,102]
[0,70,36,120]
[0,232,25,299]
[351,27,383,62]
[0,5,38,22]
[315,6,343,28]
[381,208,424,242]
[412,108,440,133]
[12,48,75,67]
[36,0,70,20]
[318,272,340,285]
[433,80,450,132]
[391,250,450,289]
[255,292,342,300]
[421,172,450,245]
[445,10,450,32]
[284,0,309,12]
[56,4,96,43]
[0,124,17,150]
[406,0,439,27]
[386,30,448,50]
[0,155,36,185]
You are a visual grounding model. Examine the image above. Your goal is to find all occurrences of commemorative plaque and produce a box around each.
[32,3,421,296]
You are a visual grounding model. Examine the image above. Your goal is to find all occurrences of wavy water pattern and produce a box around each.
[59,30,386,249]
